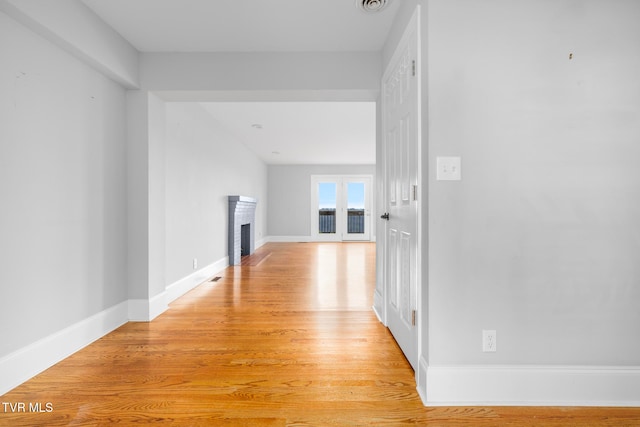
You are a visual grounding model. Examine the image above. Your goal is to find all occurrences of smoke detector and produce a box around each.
[356,0,390,13]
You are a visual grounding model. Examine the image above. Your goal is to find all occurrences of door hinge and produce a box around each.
[412,185,418,201]
[411,60,416,77]
[411,310,416,326]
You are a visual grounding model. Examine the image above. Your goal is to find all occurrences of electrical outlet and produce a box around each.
[193,258,198,270]
[483,330,497,352]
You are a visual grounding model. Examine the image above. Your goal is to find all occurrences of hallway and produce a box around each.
[2,243,638,426]
[1,243,428,425]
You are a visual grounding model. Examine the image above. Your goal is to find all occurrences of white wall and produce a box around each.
[0,0,139,88]
[268,165,376,239]
[164,103,268,286]
[422,0,640,404]
[428,0,640,366]
[0,10,128,356]
[140,52,380,95]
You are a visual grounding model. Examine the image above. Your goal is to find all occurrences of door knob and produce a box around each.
[380,213,390,220]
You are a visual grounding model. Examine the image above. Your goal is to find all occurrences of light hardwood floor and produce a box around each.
[1,242,639,426]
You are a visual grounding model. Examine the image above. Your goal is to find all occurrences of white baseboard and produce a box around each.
[266,235,312,243]
[423,365,640,406]
[129,256,230,322]
[266,236,376,243]
[417,356,429,404]
[165,256,229,306]
[0,301,129,396]
[372,290,385,325]
[255,237,268,249]
[128,291,168,322]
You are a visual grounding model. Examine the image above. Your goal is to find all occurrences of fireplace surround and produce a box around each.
[228,196,257,265]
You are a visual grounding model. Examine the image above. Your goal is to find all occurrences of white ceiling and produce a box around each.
[201,102,376,165]
[82,0,393,164]
[82,0,400,53]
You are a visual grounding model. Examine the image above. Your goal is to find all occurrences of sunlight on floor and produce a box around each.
[314,243,373,310]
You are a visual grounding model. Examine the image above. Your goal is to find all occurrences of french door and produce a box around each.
[311,175,372,242]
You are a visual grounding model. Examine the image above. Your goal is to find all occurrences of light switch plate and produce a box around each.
[436,156,462,181]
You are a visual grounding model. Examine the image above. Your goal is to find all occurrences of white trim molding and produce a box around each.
[131,256,231,322]
[268,235,376,244]
[255,237,269,249]
[372,289,385,325]
[128,292,168,322]
[416,356,429,404]
[423,365,640,407]
[267,235,313,243]
[0,301,129,396]
[165,256,229,305]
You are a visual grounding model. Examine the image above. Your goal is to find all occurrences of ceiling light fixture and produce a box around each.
[251,124,263,129]
[356,0,390,13]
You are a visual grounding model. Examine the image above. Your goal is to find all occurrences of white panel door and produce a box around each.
[382,11,420,370]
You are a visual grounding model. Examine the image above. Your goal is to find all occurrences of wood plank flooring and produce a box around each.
[1,242,639,426]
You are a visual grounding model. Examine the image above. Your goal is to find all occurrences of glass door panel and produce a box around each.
[318,182,337,235]
[343,177,371,241]
[347,182,365,234]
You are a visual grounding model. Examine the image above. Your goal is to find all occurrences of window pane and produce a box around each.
[347,182,365,234]
[318,182,336,234]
